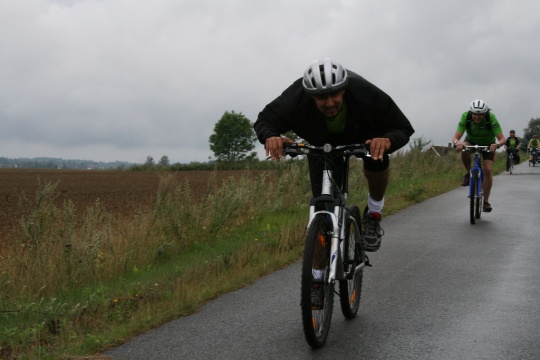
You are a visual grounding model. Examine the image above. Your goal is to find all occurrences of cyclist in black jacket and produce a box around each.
[505,130,520,171]
[254,58,414,252]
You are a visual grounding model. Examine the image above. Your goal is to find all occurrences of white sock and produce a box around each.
[367,193,384,214]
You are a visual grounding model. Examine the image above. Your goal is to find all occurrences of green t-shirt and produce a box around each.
[456,112,503,145]
[530,138,540,148]
[326,103,347,134]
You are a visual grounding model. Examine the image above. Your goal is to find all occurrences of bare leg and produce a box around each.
[461,151,472,173]
[483,159,494,203]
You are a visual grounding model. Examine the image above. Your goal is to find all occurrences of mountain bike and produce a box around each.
[282,142,371,348]
[464,145,490,224]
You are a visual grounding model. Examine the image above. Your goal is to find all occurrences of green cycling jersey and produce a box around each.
[507,138,518,149]
[456,112,502,145]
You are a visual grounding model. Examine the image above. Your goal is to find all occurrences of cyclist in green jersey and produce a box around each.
[505,130,520,171]
[528,135,539,149]
[451,99,506,212]
[528,135,540,150]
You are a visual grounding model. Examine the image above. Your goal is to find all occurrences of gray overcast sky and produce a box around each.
[1,0,539,164]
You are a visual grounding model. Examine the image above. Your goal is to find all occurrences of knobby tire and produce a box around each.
[301,214,334,348]
[475,186,482,220]
[474,169,482,219]
[470,172,477,224]
[339,205,364,319]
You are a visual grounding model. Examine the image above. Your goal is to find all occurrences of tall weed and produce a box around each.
[0,151,506,358]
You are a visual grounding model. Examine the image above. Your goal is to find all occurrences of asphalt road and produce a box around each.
[106,161,540,360]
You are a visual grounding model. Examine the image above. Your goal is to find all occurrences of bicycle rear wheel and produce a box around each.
[339,205,363,319]
[301,213,334,348]
[469,171,477,224]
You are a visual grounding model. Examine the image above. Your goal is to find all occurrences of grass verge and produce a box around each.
[0,150,508,359]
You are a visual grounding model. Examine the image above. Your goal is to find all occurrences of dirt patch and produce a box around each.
[0,169,268,243]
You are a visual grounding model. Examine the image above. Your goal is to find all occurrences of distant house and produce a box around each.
[427,144,453,157]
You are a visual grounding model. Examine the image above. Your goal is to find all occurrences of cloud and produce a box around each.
[1,0,539,163]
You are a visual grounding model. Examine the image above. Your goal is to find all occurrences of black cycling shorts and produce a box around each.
[363,154,390,172]
[307,153,390,197]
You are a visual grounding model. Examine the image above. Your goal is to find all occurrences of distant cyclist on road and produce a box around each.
[254,58,414,252]
[452,99,506,213]
[505,130,520,171]
[528,135,540,162]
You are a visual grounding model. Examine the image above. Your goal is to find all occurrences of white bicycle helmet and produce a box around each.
[302,58,348,95]
[469,99,489,114]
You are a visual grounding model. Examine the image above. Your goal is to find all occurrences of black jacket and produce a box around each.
[254,71,414,154]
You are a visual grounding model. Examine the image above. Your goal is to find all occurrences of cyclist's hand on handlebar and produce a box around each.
[265,136,294,160]
[365,138,391,161]
[489,143,498,152]
[455,142,464,151]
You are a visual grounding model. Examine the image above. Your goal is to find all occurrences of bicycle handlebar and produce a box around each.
[462,145,491,153]
[282,142,371,158]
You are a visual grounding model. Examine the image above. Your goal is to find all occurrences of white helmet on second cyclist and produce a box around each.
[469,99,489,114]
[302,58,348,95]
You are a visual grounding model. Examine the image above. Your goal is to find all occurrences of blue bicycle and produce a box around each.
[464,145,490,224]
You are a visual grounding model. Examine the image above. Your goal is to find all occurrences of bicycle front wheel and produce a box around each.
[339,205,363,319]
[301,213,334,348]
[475,190,482,219]
[469,171,477,224]
[510,156,514,174]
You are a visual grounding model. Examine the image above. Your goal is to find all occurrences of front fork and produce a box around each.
[307,205,343,285]
[468,169,484,199]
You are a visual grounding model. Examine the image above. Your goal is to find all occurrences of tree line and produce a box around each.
[5,113,540,170]
[0,157,131,170]
[101,113,540,171]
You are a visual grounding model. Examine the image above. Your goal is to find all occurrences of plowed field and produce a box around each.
[0,169,266,243]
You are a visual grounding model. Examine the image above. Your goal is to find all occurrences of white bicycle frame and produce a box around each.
[307,169,363,285]
[280,143,369,288]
